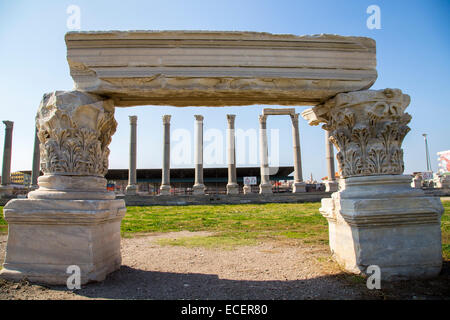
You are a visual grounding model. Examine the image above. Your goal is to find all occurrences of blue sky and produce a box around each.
[0,0,449,180]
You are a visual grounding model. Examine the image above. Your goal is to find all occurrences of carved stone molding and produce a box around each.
[36,91,116,177]
[302,89,411,178]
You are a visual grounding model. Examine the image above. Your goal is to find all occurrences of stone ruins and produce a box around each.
[0,31,444,284]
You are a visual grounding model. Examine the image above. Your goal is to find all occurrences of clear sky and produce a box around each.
[0,0,449,180]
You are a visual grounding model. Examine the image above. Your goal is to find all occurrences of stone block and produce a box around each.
[0,198,126,285]
[321,175,443,280]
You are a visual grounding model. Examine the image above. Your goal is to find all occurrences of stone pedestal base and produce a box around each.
[292,182,306,193]
[243,185,251,194]
[411,176,422,189]
[159,184,171,196]
[259,183,272,194]
[125,184,137,195]
[226,183,239,195]
[321,175,443,280]
[193,184,206,195]
[324,180,338,192]
[0,185,13,198]
[0,198,126,285]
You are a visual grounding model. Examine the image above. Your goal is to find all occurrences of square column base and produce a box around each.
[159,184,171,196]
[193,184,206,195]
[226,183,239,195]
[243,185,252,194]
[0,198,126,285]
[259,183,272,194]
[0,185,13,198]
[292,182,306,193]
[321,175,443,280]
[324,180,338,192]
[125,184,137,195]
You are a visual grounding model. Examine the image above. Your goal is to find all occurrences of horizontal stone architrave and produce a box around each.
[65,30,377,107]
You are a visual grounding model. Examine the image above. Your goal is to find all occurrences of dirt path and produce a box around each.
[0,233,448,300]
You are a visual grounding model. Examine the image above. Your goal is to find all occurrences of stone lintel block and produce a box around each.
[320,175,444,280]
[65,31,376,107]
[0,198,126,285]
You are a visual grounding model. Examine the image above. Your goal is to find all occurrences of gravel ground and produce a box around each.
[0,233,449,300]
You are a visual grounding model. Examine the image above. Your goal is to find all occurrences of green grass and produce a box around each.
[122,203,328,248]
[441,201,450,259]
[0,200,449,255]
[0,206,7,235]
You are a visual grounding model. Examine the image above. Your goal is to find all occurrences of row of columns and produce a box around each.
[0,122,40,194]
[0,114,337,196]
[125,113,337,195]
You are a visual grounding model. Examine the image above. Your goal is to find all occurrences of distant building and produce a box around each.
[10,171,31,186]
[104,166,294,194]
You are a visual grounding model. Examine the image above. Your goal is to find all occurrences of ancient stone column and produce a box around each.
[0,91,126,285]
[126,115,138,195]
[226,114,239,195]
[290,113,306,193]
[302,88,444,280]
[30,128,40,190]
[160,115,171,195]
[1,121,13,187]
[193,115,205,195]
[259,115,272,194]
[324,130,338,192]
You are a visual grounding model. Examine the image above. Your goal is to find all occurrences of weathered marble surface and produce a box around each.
[65,31,377,107]
[0,91,126,285]
[321,175,443,280]
[302,88,444,280]
[0,198,126,285]
[302,89,411,178]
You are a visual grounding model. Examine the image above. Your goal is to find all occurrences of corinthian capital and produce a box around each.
[36,91,117,177]
[302,89,411,178]
[3,121,13,129]
[194,115,204,121]
[162,115,171,124]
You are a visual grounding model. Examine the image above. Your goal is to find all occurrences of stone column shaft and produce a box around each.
[291,114,306,193]
[193,115,205,195]
[126,116,138,194]
[1,121,13,186]
[324,130,338,192]
[160,115,171,195]
[226,114,239,194]
[259,115,272,194]
[30,127,40,189]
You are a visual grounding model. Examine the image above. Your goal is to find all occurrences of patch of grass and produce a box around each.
[122,203,328,248]
[441,201,450,260]
[0,206,7,235]
[156,231,259,250]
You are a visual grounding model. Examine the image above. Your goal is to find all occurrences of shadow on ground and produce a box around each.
[3,260,444,300]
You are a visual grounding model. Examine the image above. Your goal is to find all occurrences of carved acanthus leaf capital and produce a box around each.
[302,89,411,178]
[36,91,117,177]
[194,115,204,121]
[162,115,171,124]
[2,121,14,129]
